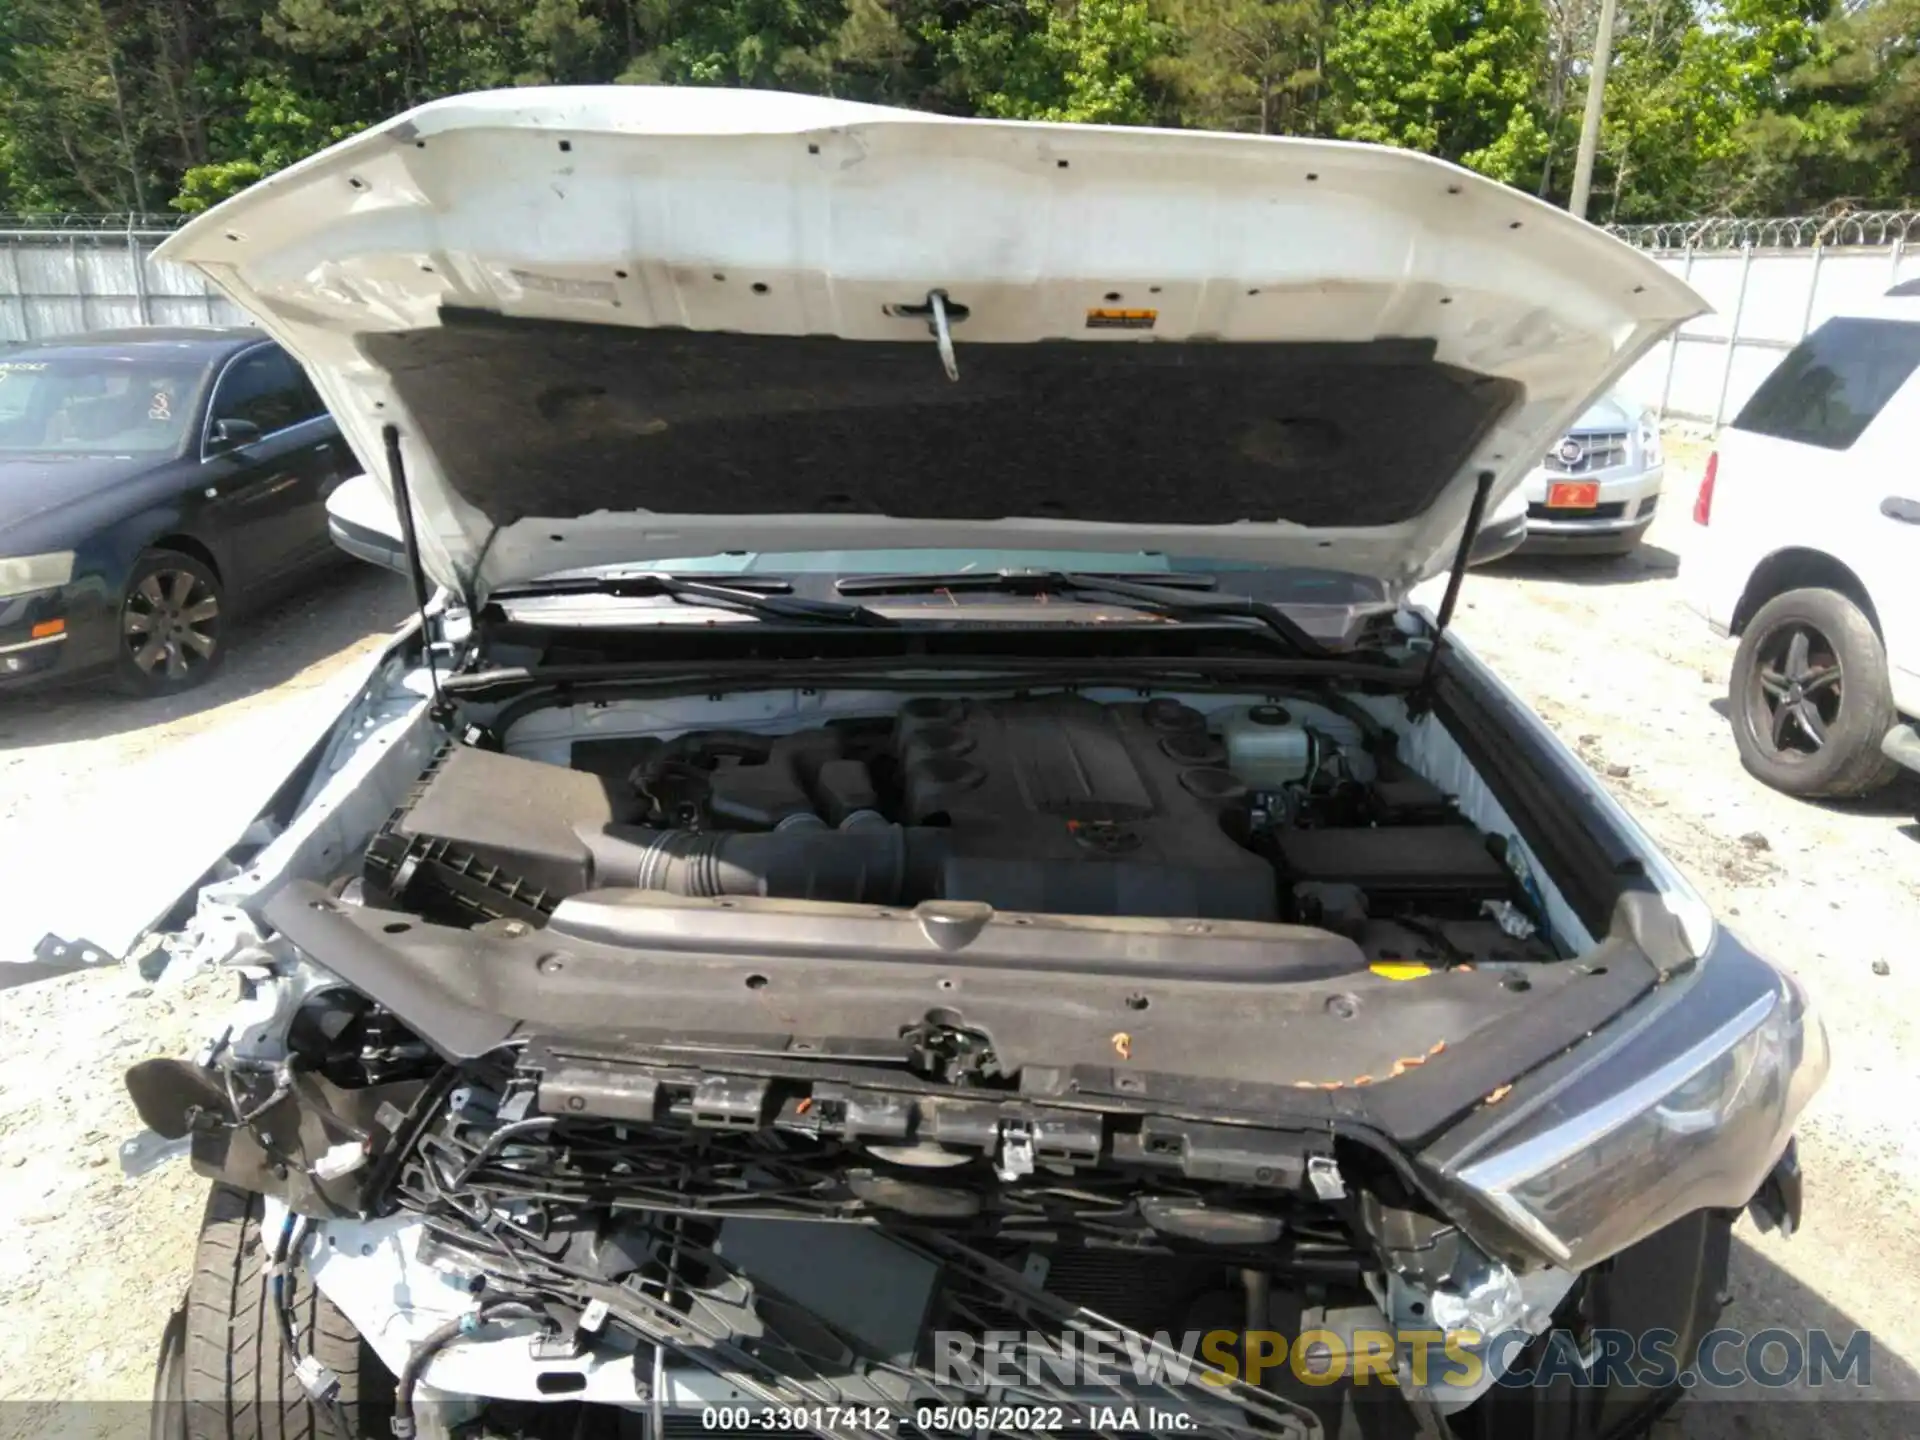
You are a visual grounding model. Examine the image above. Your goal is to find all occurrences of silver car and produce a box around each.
[1519,393,1665,554]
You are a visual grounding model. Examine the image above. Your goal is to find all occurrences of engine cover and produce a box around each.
[367,697,1279,924]
[887,695,1276,920]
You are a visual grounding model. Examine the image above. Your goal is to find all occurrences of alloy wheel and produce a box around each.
[1750,622,1842,757]
[123,567,220,683]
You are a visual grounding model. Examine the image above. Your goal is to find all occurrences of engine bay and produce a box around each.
[133,679,1663,1438]
[362,691,1556,973]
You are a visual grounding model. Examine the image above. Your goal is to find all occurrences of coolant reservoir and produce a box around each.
[1218,704,1313,787]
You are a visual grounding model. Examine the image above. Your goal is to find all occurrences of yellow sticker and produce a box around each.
[1085,307,1157,330]
[1369,961,1433,981]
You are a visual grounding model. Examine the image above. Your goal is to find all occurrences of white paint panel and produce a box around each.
[155,85,1702,599]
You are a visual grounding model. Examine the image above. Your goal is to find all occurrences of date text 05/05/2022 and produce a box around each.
[696,1406,1203,1432]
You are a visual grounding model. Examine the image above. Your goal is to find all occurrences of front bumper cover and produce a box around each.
[1521,462,1664,538]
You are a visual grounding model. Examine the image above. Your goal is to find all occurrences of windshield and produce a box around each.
[0,355,207,456]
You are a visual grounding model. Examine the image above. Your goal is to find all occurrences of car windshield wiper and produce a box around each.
[488,572,898,627]
[838,569,1222,594]
[834,568,1330,657]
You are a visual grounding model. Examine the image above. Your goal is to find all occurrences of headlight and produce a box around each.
[0,551,75,597]
[1433,942,1826,1271]
[1637,413,1663,467]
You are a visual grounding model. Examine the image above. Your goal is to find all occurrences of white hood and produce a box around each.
[159,87,1705,602]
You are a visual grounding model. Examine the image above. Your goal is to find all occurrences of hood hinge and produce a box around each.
[381,424,448,714]
[1409,469,1494,716]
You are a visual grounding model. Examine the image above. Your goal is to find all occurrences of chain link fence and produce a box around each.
[7,207,1920,428]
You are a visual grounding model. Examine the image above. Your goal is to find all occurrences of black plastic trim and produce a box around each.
[264,879,1657,1149]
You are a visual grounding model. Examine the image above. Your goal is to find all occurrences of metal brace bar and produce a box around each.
[129,229,153,324]
[1712,245,1754,430]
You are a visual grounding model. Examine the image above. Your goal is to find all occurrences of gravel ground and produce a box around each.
[0,454,1915,1434]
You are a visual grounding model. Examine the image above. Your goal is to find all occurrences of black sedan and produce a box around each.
[0,327,357,696]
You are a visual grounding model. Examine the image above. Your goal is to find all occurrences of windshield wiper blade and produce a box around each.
[835,568,1328,657]
[836,569,1221,595]
[489,573,898,627]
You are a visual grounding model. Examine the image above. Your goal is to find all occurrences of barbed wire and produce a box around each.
[0,212,188,234]
[1606,210,1920,251]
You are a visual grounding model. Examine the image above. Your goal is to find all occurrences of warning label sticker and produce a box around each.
[1085,308,1157,330]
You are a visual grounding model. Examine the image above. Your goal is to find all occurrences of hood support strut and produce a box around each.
[1413,468,1494,709]
[382,423,445,706]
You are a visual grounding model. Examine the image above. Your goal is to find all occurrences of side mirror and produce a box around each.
[1467,490,1530,568]
[325,471,410,574]
[208,417,263,453]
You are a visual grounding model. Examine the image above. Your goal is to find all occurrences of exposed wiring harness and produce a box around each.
[269,1211,354,1440]
[391,1302,547,1439]
[219,1048,293,1128]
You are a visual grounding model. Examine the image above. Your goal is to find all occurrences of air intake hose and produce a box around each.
[581,822,949,905]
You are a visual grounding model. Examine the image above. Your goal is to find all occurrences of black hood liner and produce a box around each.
[364,310,1520,529]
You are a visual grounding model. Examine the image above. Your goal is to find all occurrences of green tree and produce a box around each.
[1730,0,1919,210]
[0,0,160,211]
[173,73,357,211]
[774,0,932,106]
[615,0,844,88]
[1621,0,1829,216]
[1152,0,1325,134]
[931,0,1172,125]
[1532,0,1592,197]
[3,0,1917,225]
[1324,0,1551,184]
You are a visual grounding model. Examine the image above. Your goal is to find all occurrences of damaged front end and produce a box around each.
[123,653,1823,1440]
[129,951,1563,1438]
[123,81,1818,1440]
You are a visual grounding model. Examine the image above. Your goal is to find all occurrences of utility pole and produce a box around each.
[1568,0,1618,221]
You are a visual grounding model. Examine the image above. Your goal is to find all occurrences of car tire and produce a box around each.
[1729,587,1902,798]
[153,1305,188,1440]
[175,1183,387,1440]
[114,548,227,697]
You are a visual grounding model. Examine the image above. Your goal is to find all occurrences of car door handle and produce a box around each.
[1883,496,1920,524]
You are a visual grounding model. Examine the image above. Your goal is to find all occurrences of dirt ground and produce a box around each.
[1450,437,1920,1434]
[0,451,1915,1435]
[0,565,413,1434]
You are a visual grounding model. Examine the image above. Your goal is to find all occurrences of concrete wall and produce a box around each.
[0,227,252,341]
[1594,226,1920,427]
